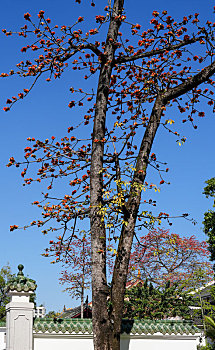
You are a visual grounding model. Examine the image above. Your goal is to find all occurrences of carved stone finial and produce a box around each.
[7,264,37,293]
[17,264,24,276]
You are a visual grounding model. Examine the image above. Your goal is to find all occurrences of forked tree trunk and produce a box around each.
[90,1,215,349]
[90,2,169,350]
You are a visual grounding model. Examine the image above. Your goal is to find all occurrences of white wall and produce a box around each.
[0,327,6,350]
[34,333,200,350]
[34,335,94,350]
[121,336,199,350]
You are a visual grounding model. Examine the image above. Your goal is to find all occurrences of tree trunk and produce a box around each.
[81,284,84,319]
[81,239,86,319]
[90,1,125,349]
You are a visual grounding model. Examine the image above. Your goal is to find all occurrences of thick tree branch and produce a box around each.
[163,60,215,102]
[115,36,202,64]
[110,95,164,332]
[110,59,215,323]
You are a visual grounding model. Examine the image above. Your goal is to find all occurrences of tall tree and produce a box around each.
[3,2,215,349]
[129,229,213,288]
[58,234,91,318]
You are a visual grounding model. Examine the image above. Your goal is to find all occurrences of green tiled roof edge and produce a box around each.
[33,318,200,335]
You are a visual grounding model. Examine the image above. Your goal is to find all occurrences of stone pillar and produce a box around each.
[6,265,37,350]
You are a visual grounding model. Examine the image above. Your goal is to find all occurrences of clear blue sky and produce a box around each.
[0,0,214,312]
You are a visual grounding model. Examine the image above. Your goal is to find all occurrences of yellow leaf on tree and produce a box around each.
[165,119,175,125]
